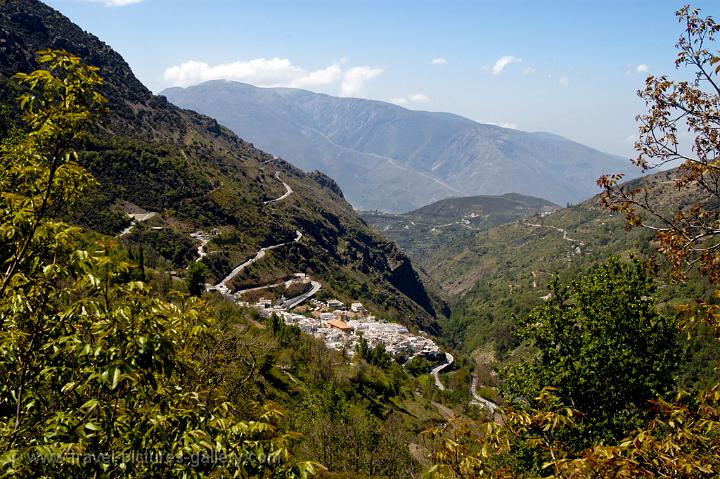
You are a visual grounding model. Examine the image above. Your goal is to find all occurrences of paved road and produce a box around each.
[118,212,158,237]
[260,155,280,166]
[119,223,135,237]
[212,230,303,294]
[190,231,209,261]
[208,167,298,293]
[431,352,454,391]
[522,222,583,244]
[264,172,293,204]
[235,279,288,295]
[283,280,322,309]
[230,273,321,309]
[470,374,499,412]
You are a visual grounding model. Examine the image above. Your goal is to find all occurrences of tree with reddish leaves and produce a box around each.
[600,6,720,285]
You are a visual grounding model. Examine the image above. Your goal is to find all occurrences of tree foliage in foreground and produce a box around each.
[425,259,682,477]
[503,258,680,445]
[599,5,720,296]
[0,50,318,478]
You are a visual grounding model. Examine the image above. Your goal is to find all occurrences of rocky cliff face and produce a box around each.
[0,0,444,332]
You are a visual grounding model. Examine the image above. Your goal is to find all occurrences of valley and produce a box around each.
[1,0,719,477]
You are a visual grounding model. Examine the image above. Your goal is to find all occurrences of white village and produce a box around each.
[240,291,443,361]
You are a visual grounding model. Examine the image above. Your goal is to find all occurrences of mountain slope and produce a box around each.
[361,193,560,262]
[162,81,634,211]
[0,0,444,333]
[398,170,717,372]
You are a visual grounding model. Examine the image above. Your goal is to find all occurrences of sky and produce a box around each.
[43,0,717,157]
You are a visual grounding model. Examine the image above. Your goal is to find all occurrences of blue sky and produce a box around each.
[44,0,716,157]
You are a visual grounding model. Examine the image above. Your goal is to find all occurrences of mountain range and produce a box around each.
[162,81,635,212]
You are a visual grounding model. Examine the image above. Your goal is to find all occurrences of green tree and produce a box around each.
[0,50,317,478]
[293,385,415,478]
[267,313,300,346]
[354,335,391,368]
[185,260,209,296]
[137,245,145,281]
[503,258,680,443]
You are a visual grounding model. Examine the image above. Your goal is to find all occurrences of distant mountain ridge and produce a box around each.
[162,81,635,212]
[361,193,560,268]
[406,193,559,220]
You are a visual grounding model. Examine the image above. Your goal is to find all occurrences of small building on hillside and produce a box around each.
[256,298,272,308]
[327,318,353,333]
[351,302,367,314]
[327,299,345,310]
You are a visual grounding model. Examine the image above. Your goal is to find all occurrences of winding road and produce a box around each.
[198,165,302,294]
[470,374,499,412]
[283,280,322,309]
[522,222,584,244]
[431,352,454,391]
[429,353,499,413]
[190,231,210,261]
[212,230,303,294]
[118,212,158,237]
[233,273,322,309]
[264,172,293,205]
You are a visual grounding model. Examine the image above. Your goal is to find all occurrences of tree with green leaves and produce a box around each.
[354,335,391,368]
[293,384,416,478]
[185,260,209,296]
[0,50,318,478]
[425,261,682,478]
[503,258,680,445]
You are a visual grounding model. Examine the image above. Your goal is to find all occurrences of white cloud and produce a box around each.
[163,57,384,96]
[492,55,522,75]
[626,64,650,76]
[162,58,332,88]
[340,66,383,96]
[559,75,570,87]
[290,64,342,88]
[522,66,537,76]
[78,0,144,5]
[390,93,430,105]
[431,57,447,65]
